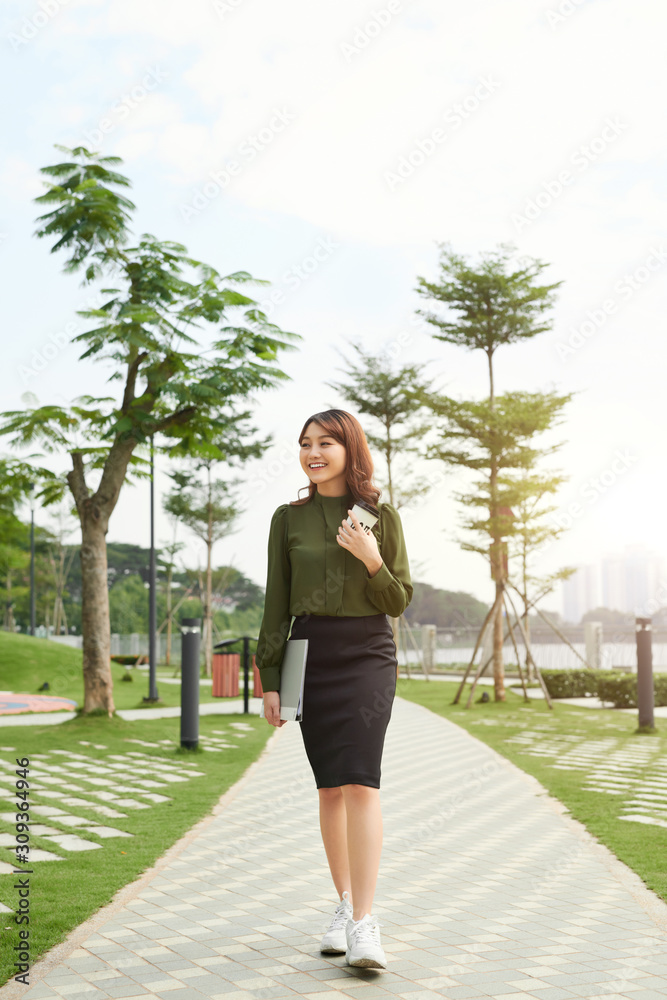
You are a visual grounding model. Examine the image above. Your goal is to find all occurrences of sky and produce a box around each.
[2,0,666,617]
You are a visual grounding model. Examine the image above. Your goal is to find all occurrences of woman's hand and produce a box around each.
[336,508,381,571]
[263,691,286,727]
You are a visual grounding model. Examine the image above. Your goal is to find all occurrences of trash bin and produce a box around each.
[212,653,240,697]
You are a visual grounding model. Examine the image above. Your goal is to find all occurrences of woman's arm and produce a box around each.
[364,503,413,617]
[255,504,292,693]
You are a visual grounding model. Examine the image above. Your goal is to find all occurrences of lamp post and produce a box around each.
[636,617,654,730]
[28,484,35,636]
[143,434,159,703]
[180,617,201,749]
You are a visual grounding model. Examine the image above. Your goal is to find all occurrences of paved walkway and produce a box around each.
[4,697,667,1000]
[0,700,265,727]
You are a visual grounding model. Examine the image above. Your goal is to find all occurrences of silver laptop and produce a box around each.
[259,638,308,721]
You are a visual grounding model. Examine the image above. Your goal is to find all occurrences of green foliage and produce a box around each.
[540,668,600,698]
[1,144,302,509]
[108,573,149,633]
[596,672,667,710]
[404,581,489,628]
[581,606,634,626]
[411,390,573,560]
[541,668,667,708]
[414,241,563,358]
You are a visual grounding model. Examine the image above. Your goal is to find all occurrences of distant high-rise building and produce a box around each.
[601,545,666,615]
[563,564,598,624]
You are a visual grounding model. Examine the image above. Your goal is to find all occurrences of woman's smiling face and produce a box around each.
[300,422,348,494]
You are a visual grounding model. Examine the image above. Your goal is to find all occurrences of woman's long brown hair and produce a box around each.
[289,409,382,509]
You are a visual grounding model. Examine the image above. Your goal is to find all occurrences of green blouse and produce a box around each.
[255,488,413,692]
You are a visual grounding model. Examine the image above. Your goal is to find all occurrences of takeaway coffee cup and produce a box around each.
[346,499,380,535]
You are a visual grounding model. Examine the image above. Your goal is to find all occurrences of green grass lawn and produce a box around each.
[0,710,273,987]
[0,631,256,712]
[398,677,667,904]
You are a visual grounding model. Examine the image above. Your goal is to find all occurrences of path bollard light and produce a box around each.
[636,617,654,731]
[181,617,201,749]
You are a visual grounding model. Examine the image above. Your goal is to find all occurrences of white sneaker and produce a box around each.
[345,912,387,969]
[320,890,353,953]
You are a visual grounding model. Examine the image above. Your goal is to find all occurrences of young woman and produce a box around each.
[255,408,413,970]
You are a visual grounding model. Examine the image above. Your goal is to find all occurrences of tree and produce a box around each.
[45,502,79,636]
[406,389,572,700]
[163,462,243,676]
[0,144,300,716]
[323,338,440,659]
[158,523,185,668]
[323,339,440,509]
[508,479,577,679]
[414,242,563,697]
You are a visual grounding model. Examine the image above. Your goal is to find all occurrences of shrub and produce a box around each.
[596,672,637,708]
[540,669,599,698]
[597,672,667,709]
[111,655,148,665]
[541,668,667,709]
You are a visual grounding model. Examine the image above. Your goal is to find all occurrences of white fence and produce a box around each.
[47,628,667,671]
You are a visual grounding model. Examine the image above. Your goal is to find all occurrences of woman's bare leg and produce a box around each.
[318,786,352,901]
[340,784,382,921]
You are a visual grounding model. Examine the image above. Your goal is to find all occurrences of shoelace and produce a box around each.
[349,915,382,944]
[329,899,352,930]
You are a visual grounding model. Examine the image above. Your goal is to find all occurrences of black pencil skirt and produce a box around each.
[289,612,398,789]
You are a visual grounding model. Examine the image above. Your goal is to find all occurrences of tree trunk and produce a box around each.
[67,441,135,716]
[79,513,115,716]
[4,569,14,630]
[524,611,533,681]
[205,532,213,678]
[492,581,505,701]
[165,564,173,667]
[487,345,504,700]
[204,474,214,678]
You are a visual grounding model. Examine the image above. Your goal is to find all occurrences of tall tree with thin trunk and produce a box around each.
[159,529,184,668]
[414,242,562,696]
[405,389,572,700]
[163,463,243,676]
[0,144,300,716]
[45,504,78,636]
[508,481,577,680]
[323,338,439,652]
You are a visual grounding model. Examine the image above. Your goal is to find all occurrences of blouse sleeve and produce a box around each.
[255,504,292,692]
[364,502,413,617]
